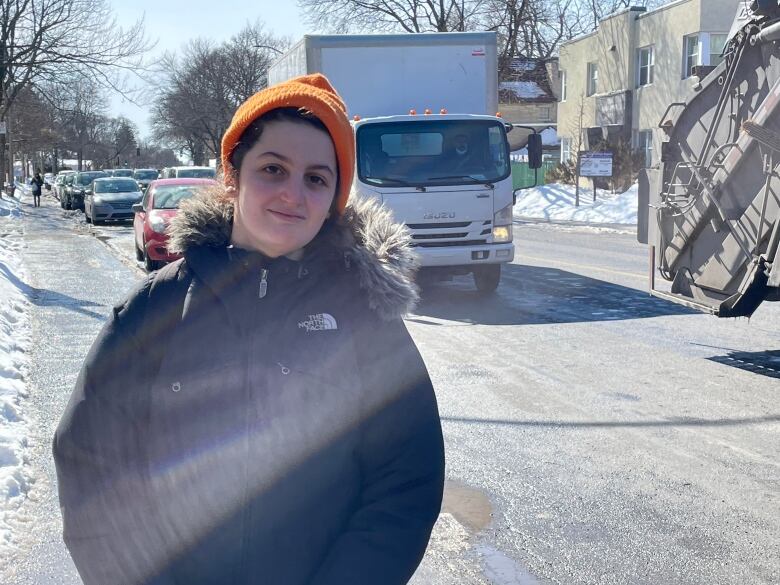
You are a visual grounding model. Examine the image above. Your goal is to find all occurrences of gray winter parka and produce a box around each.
[53,193,445,585]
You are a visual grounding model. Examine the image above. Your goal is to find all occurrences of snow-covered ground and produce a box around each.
[0,194,32,555]
[513,182,638,225]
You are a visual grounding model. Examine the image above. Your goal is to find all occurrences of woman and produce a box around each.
[53,74,445,585]
[32,171,44,207]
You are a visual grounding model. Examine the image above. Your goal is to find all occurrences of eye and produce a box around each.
[262,164,284,176]
[306,174,328,187]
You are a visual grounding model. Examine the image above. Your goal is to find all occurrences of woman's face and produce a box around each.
[229,120,337,258]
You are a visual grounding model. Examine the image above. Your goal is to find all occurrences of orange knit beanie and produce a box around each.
[221,73,355,215]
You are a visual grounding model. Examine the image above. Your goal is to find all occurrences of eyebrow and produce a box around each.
[257,151,335,176]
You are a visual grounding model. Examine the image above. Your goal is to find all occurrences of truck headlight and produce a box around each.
[492,225,512,243]
[493,202,513,242]
[494,202,513,225]
[92,196,103,205]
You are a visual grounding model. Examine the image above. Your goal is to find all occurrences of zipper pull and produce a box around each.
[258,269,269,299]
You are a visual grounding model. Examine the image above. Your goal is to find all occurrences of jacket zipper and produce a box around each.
[258,269,269,299]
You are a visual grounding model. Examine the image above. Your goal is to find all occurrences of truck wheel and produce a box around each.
[473,264,501,294]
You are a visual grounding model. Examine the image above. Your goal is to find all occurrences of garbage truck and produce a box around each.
[638,0,780,317]
[270,33,542,293]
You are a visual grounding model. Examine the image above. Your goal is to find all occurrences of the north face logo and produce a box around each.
[298,313,338,332]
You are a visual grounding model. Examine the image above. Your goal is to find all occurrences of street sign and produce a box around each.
[580,152,613,177]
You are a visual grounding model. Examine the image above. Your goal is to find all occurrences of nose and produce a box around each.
[278,175,306,206]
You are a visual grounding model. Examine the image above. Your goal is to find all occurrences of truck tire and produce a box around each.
[473,264,501,294]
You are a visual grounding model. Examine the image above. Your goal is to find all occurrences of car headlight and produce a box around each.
[149,212,167,234]
[92,196,104,204]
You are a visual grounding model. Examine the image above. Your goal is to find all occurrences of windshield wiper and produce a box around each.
[426,175,496,188]
[426,174,481,181]
[364,177,415,187]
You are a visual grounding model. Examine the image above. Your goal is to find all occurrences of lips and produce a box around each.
[268,209,305,221]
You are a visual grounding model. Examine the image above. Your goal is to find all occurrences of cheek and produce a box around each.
[237,175,274,208]
[309,191,335,220]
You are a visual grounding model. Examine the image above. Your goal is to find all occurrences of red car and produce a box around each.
[133,178,218,271]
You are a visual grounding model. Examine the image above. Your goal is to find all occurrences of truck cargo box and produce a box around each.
[269,33,499,118]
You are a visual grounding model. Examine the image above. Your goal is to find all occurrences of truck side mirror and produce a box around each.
[527,133,543,169]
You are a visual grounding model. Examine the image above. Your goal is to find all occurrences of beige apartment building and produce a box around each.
[557,0,739,166]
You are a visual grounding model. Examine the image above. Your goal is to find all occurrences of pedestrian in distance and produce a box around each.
[53,73,445,585]
[31,172,43,207]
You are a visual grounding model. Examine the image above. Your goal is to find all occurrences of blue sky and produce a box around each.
[109,0,312,139]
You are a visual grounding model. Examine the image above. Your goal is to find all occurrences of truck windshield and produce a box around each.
[357,120,510,188]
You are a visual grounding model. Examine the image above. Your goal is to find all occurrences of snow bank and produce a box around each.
[0,195,22,218]
[514,182,638,225]
[0,204,32,553]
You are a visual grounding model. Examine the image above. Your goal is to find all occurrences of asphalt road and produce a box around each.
[3,194,779,585]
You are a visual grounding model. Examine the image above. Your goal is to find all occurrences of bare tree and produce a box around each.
[152,22,286,164]
[299,0,485,33]
[54,77,109,170]
[0,0,152,181]
[482,0,585,77]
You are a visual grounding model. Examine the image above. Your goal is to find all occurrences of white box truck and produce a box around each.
[269,33,524,292]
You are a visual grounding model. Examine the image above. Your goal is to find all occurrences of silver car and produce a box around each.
[53,171,76,200]
[84,177,143,224]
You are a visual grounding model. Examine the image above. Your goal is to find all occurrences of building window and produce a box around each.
[637,46,654,87]
[684,34,700,78]
[638,130,653,168]
[560,70,567,102]
[539,105,551,121]
[587,62,598,96]
[709,33,728,67]
[561,137,572,163]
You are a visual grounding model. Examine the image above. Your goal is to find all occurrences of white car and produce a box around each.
[160,166,216,179]
[53,171,76,200]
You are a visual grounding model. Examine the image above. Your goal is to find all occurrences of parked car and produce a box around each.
[132,168,159,192]
[64,170,108,210]
[60,173,77,208]
[110,168,134,178]
[54,171,76,200]
[160,166,216,179]
[84,177,143,225]
[133,178,217,271]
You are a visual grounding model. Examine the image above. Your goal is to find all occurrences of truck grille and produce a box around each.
[405,220,491,248]
[412,232,468,240]
[412,239,488,248]
[406,221,471,229]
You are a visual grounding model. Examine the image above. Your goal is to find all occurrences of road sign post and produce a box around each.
[579,151,613,202]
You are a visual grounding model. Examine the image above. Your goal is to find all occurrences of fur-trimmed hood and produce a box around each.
[166,191,420,319]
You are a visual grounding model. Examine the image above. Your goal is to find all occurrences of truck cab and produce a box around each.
[353,113,514,292]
